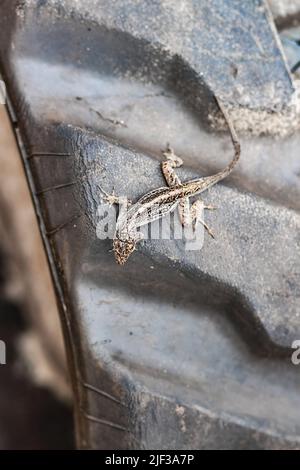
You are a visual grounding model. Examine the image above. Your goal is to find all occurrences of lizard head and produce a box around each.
[113,237,136,265]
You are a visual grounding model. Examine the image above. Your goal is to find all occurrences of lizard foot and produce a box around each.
[203,204,217,211]
[99,185,131,207]
[162,143,183,166]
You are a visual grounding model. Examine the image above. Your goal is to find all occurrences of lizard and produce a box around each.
[101,97,240,265]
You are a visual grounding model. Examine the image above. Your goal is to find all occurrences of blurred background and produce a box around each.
[0,106,74,449]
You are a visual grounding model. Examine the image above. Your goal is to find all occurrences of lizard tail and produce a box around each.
[213,96,241,180]
[188,97,240,193]
[179,97,240,198]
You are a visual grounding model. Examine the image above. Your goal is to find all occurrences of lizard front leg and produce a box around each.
[161,145,215,237]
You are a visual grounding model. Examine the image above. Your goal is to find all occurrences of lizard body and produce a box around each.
[104,98,240,265]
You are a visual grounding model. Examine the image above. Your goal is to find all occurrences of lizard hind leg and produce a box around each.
[161,144,215,238]
[179,198,215,239]
[190,199,215,239]
[161,144,184,187]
